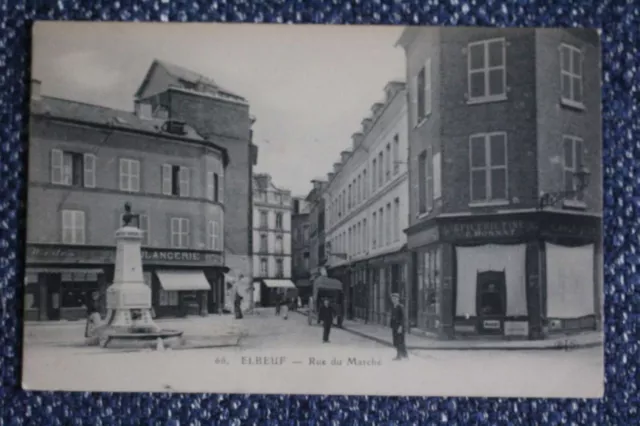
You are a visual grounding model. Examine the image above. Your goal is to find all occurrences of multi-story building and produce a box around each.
[323,82,409,326]
[291,196,312,301]
[306,180,327,278]
[396,28,602,340]
[251,173,294,306]
[26,79,230,321]
[135,60,258,283]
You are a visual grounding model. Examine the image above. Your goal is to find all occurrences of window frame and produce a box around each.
[560,43,584,108]
[119,158,141,193]
[562,135,585,199]
[467,38,507,104]
[468,131,509,204]
[170,217,190,249]
[61,209,86,245]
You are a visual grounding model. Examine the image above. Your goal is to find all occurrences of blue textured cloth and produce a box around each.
[0,1,637,425]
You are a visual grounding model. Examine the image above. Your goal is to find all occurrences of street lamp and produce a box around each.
[538,165,591,210]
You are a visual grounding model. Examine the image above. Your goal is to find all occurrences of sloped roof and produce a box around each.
[135,59,246,102]
[32,96,205,141]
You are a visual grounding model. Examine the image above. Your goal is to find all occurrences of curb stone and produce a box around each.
[295,311,602,351]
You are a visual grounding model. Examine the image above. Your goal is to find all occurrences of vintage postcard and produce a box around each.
[22,22,604,398]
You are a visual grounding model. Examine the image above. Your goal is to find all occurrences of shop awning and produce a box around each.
[295,279,312,288]
[156,271,211,291]
[263,279,296,289]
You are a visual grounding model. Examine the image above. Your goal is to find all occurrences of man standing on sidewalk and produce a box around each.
[390,293,408,360]
[319,298,334,343]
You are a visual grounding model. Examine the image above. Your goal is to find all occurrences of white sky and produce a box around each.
[32,22,405,196]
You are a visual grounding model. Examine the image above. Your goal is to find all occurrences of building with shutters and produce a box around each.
[291,197,312,301]
[25,78,233,321]
[396,27,603,340]
[251,173,295,306]
[323,81,409,327]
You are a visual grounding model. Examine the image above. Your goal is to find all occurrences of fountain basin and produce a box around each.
[96,328,184,348]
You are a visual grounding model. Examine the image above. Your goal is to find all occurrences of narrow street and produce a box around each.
[23,311,603,398]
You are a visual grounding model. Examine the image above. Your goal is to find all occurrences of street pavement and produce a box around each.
[22,310,604,398]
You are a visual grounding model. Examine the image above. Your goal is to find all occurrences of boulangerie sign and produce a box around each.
[22,22,603,400]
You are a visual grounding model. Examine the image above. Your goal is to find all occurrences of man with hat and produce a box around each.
[318,298,335,343]
[390,293,408,360]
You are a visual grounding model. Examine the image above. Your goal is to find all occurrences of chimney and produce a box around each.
[327,172,335,181]
[361,118,373,134]
[371,102,384,117]
[340,150,351,164]
[384,81,406,102]
[352,132,364,150]
[31,79,42,101]
[333,163,342,174]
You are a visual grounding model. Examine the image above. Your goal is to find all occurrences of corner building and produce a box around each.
[323,82,410,327]
[396,28,603,340]
[26,80,230,321]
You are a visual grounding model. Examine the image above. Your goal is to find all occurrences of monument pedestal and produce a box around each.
[94,225,182,348]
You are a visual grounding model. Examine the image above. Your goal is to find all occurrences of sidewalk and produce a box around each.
[297,310,603,351]
[24,315,245,349]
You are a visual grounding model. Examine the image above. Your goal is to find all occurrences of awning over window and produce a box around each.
[295,279,312,288]
[156,271,211,291]
[263,279,296,289]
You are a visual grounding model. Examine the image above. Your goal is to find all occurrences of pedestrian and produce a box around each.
[84,290,102,338]
[282,296,289,320]
[319,298,334,343]
[234,292,244,319]
[275,293,281,316]
[390,293,408,360]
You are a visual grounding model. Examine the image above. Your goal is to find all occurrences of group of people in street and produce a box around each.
[315,292,408,360]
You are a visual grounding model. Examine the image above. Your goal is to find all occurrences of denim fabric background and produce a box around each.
[0,1,637,425]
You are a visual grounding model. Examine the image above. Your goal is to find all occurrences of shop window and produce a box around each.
[61,281,99,309]
[159,289,179,306]
[24,276,39,310]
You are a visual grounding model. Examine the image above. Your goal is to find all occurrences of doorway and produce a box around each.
[46,273,61,321]
[476,270,506,335]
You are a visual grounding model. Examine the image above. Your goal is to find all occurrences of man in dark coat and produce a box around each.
[319,298,335,343]
[390,293,408,360]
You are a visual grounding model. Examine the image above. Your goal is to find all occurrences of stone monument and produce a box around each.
[96,202,182,348]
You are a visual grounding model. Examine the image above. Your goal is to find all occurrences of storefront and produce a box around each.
[407,211,601,340]
[24,244,227,321]
[329,250,409,327]
[256,279,297,306]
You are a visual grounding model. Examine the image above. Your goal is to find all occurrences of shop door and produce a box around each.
[46,273,61,321]
[476,270,506,335]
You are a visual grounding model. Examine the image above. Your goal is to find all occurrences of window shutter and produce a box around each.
[433,152,442,199]
[425,59,432,115]
[119,159,128,191]
[131,160,140,192]
[206,172,214,201]
[76,211,86,244]
[184,218,191,248]
[179,167,190,197]
[410,75,418,127]
[162,164,172,195]
[140,214,149,245]
[83,153,96,188]
[51,149,63,184]
[219,175,224,203]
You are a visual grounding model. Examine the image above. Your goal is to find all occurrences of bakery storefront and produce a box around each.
[407,211,601,340]
[24,244,227,321]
